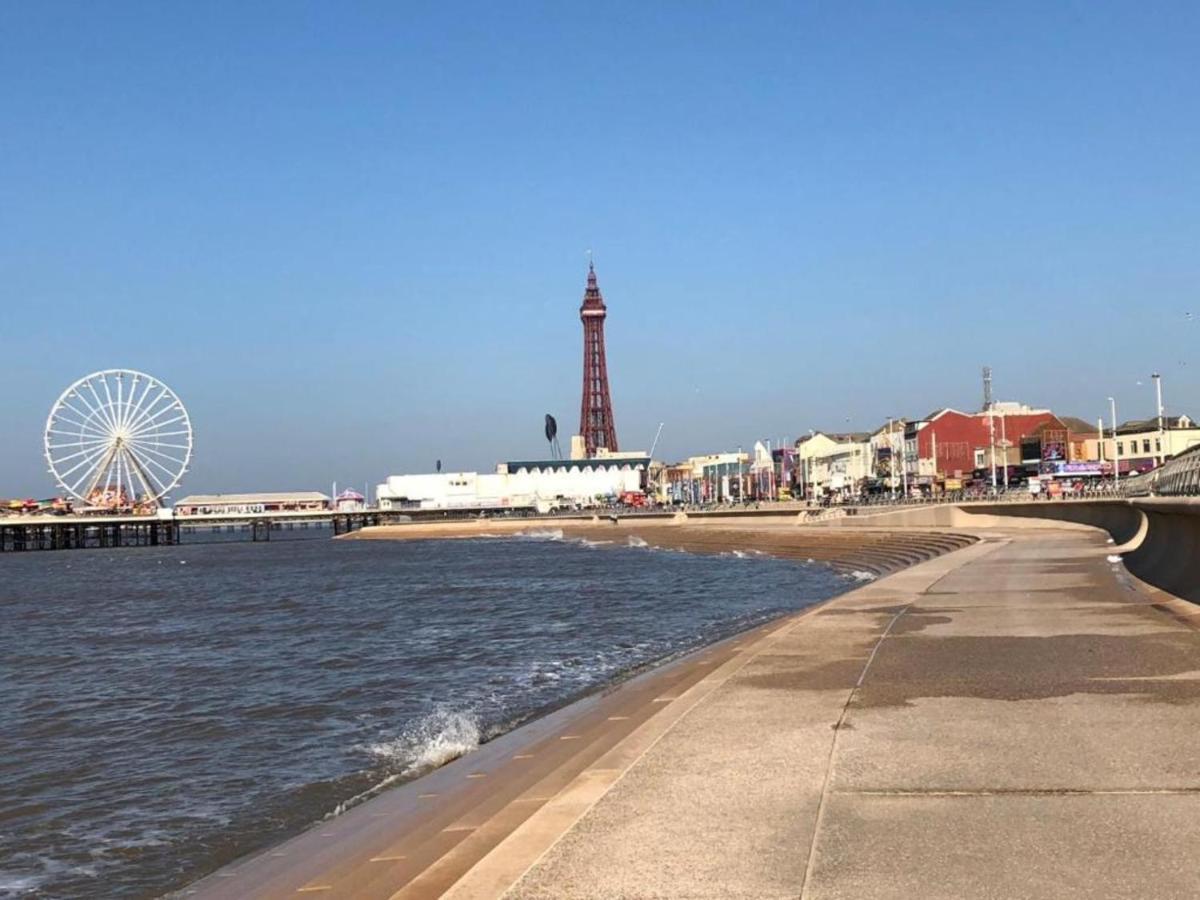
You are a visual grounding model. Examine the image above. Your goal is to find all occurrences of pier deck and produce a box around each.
[186,526,1200,899]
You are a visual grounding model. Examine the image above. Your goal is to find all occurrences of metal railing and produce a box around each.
[1138,444,1200,497]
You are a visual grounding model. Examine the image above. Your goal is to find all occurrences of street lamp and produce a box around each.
[886,417,896,500]
[1152,373,1165,464]
[1000,414,1009,490]
[1108,397,1119,489]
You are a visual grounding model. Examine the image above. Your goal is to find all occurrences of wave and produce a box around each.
[332,709,482,818]
[516,528,564,542]
[366,708,480,775]
[569,537,613,549]
[843,569,877,582]
[626,536,649,548]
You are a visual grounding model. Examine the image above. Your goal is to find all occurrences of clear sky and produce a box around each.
[2,2,1197,496]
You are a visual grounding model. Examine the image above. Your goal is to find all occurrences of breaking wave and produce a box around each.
[332,709,483,818]
[626,536,649,548]
[366,708,481,776]
[843,569,877,582]
[516,528,564,542]
[569,537,613,549]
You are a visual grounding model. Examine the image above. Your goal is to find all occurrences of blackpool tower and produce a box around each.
[578,261,618,455]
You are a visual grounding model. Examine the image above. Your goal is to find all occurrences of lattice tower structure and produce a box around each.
[578,262,618,455]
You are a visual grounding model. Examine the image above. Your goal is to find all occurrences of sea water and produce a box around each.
[1,533,851,898]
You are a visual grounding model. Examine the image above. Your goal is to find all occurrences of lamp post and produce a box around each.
[805,429,816,503]
[887,417,896,500]
[1000,414,1009,490]
[1109,397,1119,490]
[1152,373,1165,464]
[988,407,998,493]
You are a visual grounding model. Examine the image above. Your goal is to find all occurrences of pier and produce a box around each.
[0,515,179,552]
[181,501,1200,899]
[0,508,505,552]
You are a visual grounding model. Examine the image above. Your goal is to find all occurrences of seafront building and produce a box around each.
[174,492,331,516]
[795,432,872,498]
[787,402,1198,499]
[660,451,750,504]
[1110,416,1200,470]
[376,452,649,513]
[902,404,1059,490]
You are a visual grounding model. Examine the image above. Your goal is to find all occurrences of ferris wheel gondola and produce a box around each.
[44,369,192,509]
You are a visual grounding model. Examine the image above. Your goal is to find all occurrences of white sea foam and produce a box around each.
[844,569,877,582]
[366,708,481,776]
[627,536,649,548]
[570,537,613,549]
[517,528,564,542]
[333,709,483,819]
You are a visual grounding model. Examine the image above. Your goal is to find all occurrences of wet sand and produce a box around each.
[341,516,976,575]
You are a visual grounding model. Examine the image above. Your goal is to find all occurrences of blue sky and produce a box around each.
[2,2,1197,496]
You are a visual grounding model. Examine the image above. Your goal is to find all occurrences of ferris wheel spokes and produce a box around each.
[44,370,192,510]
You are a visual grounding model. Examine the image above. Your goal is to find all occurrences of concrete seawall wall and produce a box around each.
[829,503,1101,532]
[962,501,1146,546]
[1118,500,1200,604]
[890,499,1198,605]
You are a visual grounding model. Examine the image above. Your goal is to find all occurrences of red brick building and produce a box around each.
[910,407,1062,484]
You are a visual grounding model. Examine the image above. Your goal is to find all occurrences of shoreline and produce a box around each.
[181,522,976,897]
[341,515,976,576]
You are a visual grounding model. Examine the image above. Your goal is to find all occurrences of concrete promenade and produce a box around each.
[188,523,1200,899]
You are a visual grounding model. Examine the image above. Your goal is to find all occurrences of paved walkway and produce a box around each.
[189,528,1200,899]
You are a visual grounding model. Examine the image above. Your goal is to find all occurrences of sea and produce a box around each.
[0,527,854,898]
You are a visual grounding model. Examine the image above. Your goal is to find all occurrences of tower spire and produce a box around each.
[578,262,618,456]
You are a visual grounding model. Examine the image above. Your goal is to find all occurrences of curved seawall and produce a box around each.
[962,501,1145,546]
[347,518,976,577]
[959,499,1200,604]
[1119,500,1200,604]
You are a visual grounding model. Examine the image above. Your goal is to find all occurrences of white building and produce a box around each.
[376,456,649,514]
[175,492,331,516]
[796,432,872,497]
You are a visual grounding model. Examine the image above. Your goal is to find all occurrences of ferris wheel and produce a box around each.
[44,369,192,509]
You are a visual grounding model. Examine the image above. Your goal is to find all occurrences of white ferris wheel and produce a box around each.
[44,369,192,509]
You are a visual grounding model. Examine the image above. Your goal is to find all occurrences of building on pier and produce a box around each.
[174,492,331,516]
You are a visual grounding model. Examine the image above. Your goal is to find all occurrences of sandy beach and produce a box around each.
[340,515,976,575]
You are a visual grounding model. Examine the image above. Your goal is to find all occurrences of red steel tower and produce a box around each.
[579,262,618,455]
